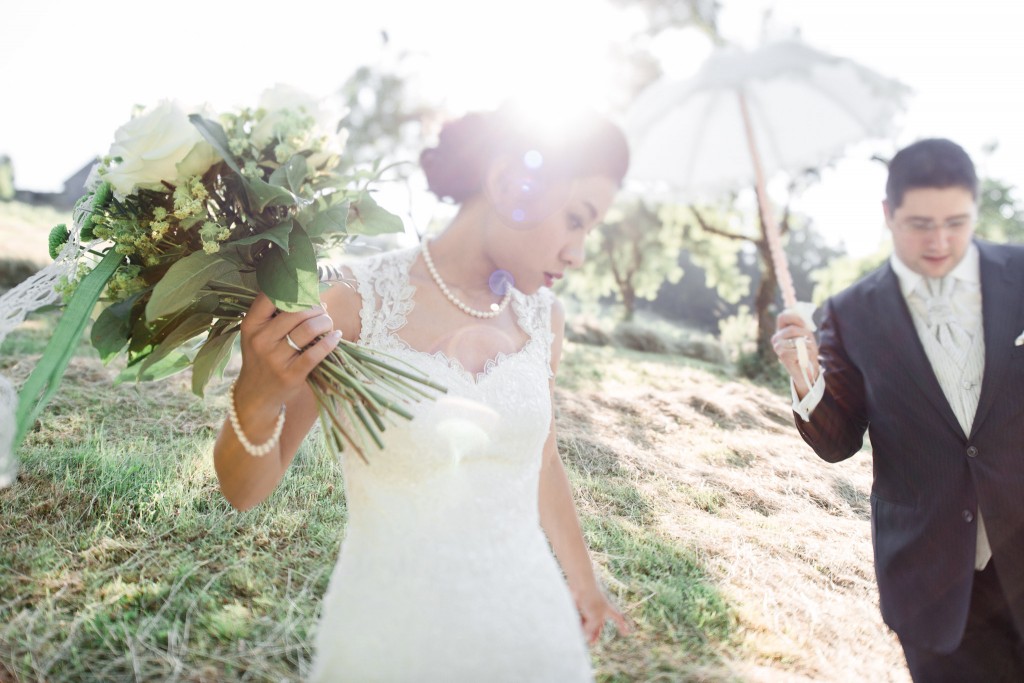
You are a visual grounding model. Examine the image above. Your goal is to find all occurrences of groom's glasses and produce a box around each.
[898,214,975,235]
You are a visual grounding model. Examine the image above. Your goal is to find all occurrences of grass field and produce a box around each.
[0,202,907,682]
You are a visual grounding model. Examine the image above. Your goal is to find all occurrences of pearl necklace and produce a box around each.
[420,237,512,319]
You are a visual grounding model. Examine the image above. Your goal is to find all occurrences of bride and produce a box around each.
[213,103,631,681]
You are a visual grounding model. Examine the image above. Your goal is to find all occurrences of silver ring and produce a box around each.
[285,334,303,352]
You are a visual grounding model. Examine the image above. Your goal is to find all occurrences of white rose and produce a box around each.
[102,101,219,197]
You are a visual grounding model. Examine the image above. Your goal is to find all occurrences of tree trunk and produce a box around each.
[754,238,779,361]
[621,282,637,322]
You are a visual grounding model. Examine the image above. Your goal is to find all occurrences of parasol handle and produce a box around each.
[737,89,814,386]
[736,89,797,310]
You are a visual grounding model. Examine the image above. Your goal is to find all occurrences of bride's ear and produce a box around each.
[484,157,557,225]
[485,158,530,209]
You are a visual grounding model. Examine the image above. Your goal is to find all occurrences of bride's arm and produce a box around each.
[213,280,361,511]
[537,298,630,644]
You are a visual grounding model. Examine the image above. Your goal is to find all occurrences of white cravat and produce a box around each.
[907,276,977,367]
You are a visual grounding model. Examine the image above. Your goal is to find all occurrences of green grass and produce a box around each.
[1,321,348,680]
[0,311,899,682]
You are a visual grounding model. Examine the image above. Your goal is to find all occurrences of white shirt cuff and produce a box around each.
[791,369,825,422]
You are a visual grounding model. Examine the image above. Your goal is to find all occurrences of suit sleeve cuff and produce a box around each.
[791,369,825,422]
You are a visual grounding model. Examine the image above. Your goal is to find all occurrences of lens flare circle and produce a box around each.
[489,269,514,296]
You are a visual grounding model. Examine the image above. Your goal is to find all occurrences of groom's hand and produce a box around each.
[772,310,820,398]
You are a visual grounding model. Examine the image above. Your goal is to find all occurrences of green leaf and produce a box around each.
[269,155,308,194]
[301,201,349,238]
[117,349,192,384]
[189,115,244,177]
[247,177,306,213]
[146,251,237,321]
[137,312,214,376]
[256,225,319,311]
[133,294,219,355]
[348,192,404,235]
[225,220,294,252]
[286,155,308,192]
[191,329,237,397]
[15,248,123,447]
[91,292,144,362]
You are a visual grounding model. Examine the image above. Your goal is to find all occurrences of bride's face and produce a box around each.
[485,173,617,294]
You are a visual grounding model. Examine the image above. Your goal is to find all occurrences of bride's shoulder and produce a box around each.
[319,245,418,342]
[513,287,565,347]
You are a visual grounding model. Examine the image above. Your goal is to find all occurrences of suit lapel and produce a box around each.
[971,241,1023,437]
[869,265,966,438]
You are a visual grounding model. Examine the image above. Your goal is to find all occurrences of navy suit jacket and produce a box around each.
[796,239,1024,652]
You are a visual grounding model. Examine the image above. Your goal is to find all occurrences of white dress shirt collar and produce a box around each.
[889,241,980,299]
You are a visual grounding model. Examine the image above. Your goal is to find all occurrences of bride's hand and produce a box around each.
[575,585,631,645]
[237,292,341,401]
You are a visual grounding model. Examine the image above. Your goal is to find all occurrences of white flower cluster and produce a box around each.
[92,85,348,198]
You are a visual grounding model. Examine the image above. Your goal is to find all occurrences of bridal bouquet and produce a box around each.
[16,85,442,464]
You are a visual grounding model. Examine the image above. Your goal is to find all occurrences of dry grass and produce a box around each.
[558,344,907,683]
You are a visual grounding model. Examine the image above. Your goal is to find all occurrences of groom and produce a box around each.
[773,138,1024,681]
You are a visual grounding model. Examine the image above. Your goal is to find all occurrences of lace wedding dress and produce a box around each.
[308,246,593,682]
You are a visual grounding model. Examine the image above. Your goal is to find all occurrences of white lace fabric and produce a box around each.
[309,246,592,682]
[0,205,93,488]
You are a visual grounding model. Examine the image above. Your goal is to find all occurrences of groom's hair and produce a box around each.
[885,138,978,209]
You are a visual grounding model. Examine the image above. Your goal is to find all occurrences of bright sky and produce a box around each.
[3,0,1022,257]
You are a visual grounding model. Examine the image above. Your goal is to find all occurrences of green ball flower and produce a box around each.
[80,181,113,241]
[48,223,70,260]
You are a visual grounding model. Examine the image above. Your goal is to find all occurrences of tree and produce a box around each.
[976,176,1024,243]
[685,191,799,361]
[809,244,888,307]
[563,198,684,321]
[608,0,719,38]
[335,40,439,180]
[0,156,13,201]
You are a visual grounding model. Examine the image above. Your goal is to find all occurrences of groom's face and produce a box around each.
[884,186,977,279]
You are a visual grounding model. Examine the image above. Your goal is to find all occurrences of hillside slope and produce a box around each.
[558,345,906,682]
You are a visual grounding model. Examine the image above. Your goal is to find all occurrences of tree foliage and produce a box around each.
[976,176,1024,243]
[563,199,684,321]
[0,155,14,201]
[335,46,438,179]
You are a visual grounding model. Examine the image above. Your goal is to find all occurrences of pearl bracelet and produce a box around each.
[228,380,286,457]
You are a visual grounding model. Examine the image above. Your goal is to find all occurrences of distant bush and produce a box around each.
[0,258,39,291]
[612,322,671,354]
[566,314,727,366]
[673,337,726,365]
[565,316,613,347]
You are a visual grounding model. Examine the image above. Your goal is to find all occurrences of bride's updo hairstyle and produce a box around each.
[420,103,630,204]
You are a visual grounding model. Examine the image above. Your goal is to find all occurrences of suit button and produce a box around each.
[966,446,979,458]
[963,510,974,523]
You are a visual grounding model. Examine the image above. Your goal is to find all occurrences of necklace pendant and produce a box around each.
[421,237,513,319]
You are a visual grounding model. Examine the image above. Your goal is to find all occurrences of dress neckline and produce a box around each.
[383,245,543,386]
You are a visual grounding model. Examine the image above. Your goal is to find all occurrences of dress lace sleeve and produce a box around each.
[336,247,418,349]
[511,288,557,379]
